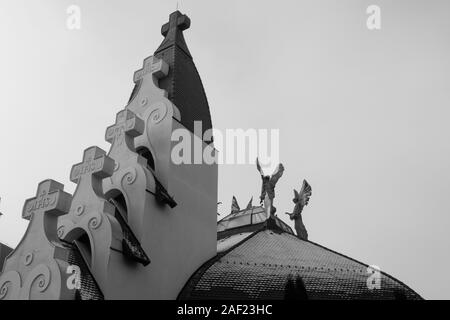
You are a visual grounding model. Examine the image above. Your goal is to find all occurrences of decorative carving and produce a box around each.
[104,108,174,249]
[70,148,114,184]
[106,109,145,155]
[23,253,33,266]
[58,146,123,292]
[104,109,162,265]
[122,167,138,186]
[149,102,168,124]
[126,54,179,191]
[133,57,169,83]
[0,271,21,300]
[57,226,65,238]
[23,181,60,221]
[0,179,75,300]
[88,214,102,230]
[21,264,51,299]
[76,205,84,216]
[256,158,285,217]
[285,180,312,240]
[140,97,148,107]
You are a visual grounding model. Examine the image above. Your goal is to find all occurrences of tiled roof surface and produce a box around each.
[67,243,104,300]
[179,227,422,300]
[218,206,294,237]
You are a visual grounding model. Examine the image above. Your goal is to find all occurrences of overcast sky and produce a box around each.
[0,0,449,299]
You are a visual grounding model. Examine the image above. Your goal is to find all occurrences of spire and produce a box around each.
[231,196,240,214]
[245,197,253,210]
[153,11,212,138]
[155,11,191,57]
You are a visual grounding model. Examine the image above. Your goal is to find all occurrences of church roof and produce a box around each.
[150,11,212,138]
[217,206,293,238]
[179,211,422,300]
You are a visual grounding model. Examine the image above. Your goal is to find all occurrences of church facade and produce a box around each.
[0,11,421,300]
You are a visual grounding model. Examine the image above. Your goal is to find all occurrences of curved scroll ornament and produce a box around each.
[121,167,138,186]
[87,212,103,231]
[148,102,168,124]
[57,226,65,238]
[0,271,21,300]
[20,264,52,300]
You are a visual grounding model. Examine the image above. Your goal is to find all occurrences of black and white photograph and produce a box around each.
[0,0,448,308]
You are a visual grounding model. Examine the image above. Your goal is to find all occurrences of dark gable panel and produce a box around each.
[0,243,12,271]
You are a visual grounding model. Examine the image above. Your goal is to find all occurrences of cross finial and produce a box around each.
[161,11,190,37]
[70,146,115,184]
[106,109,144,151]
[133,56,169,83]
[155,11,192,57]
[22,180,72,221]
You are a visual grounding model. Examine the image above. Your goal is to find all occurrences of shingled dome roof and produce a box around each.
[179,207,422,300]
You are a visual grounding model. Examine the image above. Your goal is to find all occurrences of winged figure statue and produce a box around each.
[256,158,284,216]
[285,179,312,240]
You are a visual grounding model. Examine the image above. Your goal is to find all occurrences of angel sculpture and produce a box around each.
[285,180,312,240]
[256,158,285,216]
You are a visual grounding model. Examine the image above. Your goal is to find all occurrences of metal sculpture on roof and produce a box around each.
[285,179,312,240]
[231,196,240,214]
[256,158,284,217]
[245,197,253,210]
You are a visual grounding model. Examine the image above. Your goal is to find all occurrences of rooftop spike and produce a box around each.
[231,196,240,214]
[156,11,191,57]
[153,11,212,138]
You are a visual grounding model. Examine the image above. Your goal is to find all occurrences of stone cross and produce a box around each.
[105,109,144,151]
[161,11,190,36]
[22,180,72,221]
[70,146,115,185]
[133,56,169,83]
[58,146,119,288]
[0,179,73,300]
